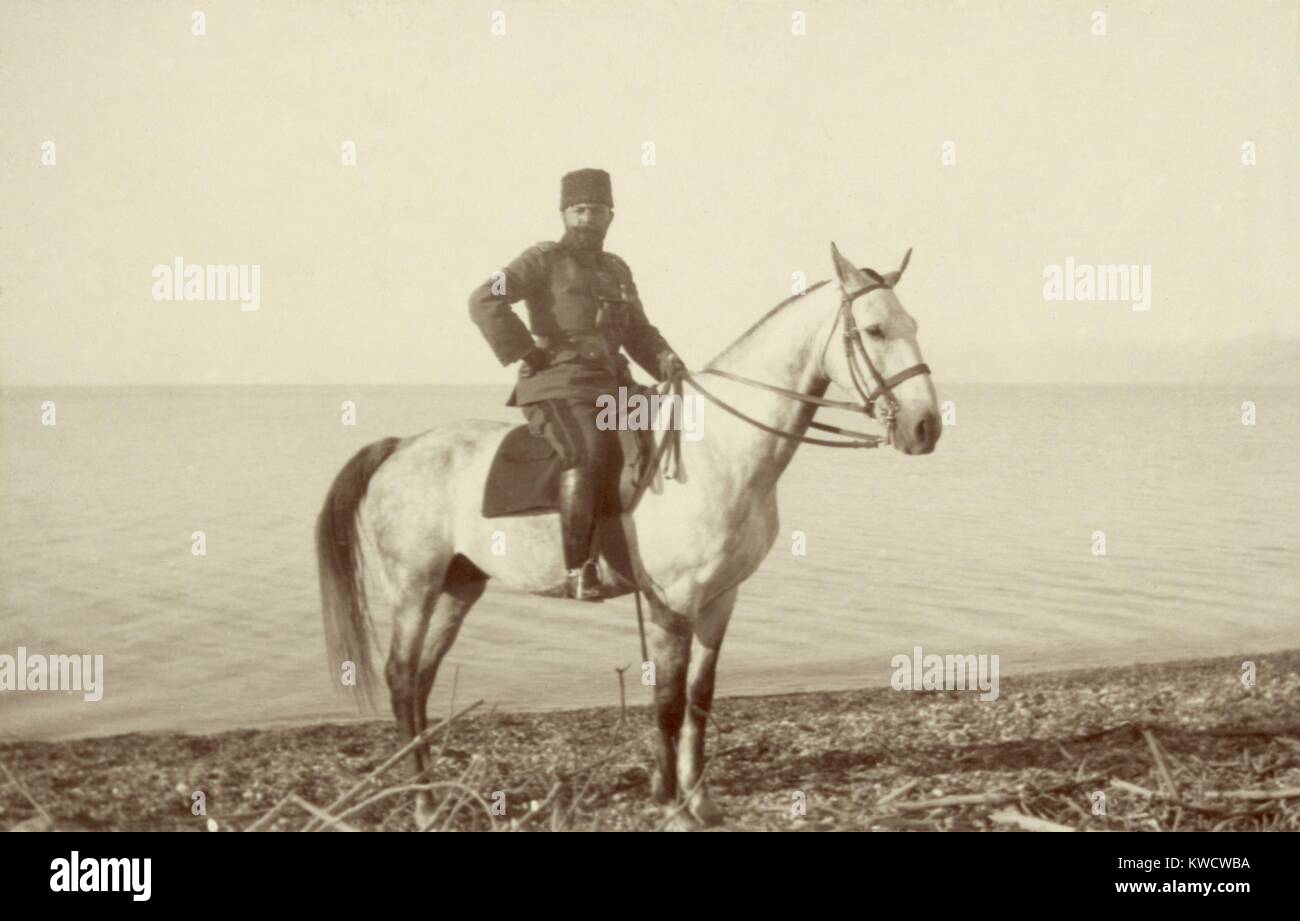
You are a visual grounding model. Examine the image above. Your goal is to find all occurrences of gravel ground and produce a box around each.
[3,649,1298,831]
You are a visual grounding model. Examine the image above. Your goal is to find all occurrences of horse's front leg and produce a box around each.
[676,587,736,827]
[646,599,692,827]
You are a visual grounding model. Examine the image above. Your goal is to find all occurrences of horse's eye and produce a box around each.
[865,325,885,340]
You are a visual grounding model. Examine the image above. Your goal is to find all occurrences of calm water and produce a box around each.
[1,385,1297,740]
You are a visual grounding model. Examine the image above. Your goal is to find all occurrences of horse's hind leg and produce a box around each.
[414,562,485,733]
[677,587,737,827]
[385,586,436,814]
[411,556,486,828]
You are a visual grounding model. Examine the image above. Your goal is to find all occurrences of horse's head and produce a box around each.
[822,243,941,455]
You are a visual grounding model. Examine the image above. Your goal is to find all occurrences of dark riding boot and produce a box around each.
[558,467,602,601]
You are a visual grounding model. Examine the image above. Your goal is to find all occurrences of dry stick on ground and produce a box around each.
[433,758,484,832]
[244,794,298,832]
[899,791,1037,811]
[429,755,489,832]
[1063,797,1095,823]
[1109,778,1240,817]
[419,756,474,832]
[551,787,566,832]
[540,723,660,832]
[437,705,509,831]
[289,795,360,831]
[553,733,644,783]
[1,762,57,829]
[1112,778,1157,798]
[415,726,498,832]
[1204,787,1300,801]
[1193,724,1300,739]
[1067,721,1139,743]
[512,733,645,831]
[1142,728,1180,801]
[615,666,630,727]
[891,775,1107,812]
[873,816,961,830]
[965,722,1300,831]
[990,809,1076,833]
[559,731,644,830]
[450,703,504,827]
[876,778,920,807]
[510,781,564,831]
[405,702,502,791]
[560,762,601,831]
[244,697,1300,832]
[306,692,486,832]
[292,699,484,832]
[379,794,411,831]
[316,782,498,832]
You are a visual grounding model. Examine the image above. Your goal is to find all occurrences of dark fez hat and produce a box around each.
[560,168,613,209]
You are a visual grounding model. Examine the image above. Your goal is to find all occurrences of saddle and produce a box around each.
[482,417,655,519]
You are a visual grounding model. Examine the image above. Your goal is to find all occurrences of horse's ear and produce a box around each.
[830,242,863,288]
[883,248,913,288]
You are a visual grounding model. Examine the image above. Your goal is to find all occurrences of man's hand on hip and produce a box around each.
[520,346,550,377]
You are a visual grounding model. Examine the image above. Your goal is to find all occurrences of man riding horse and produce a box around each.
[468,168,686,601]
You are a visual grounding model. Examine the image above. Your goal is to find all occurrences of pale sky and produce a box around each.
[1,0,1296,386]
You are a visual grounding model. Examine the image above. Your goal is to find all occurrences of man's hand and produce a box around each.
[660,353,687,380]
[520,346,550,377]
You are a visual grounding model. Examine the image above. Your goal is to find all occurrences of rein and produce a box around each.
[626,258,931,657]
[675,268,931,453]
[629,270,934,502]
[683,368,885,448]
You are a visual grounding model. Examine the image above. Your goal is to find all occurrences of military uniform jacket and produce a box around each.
[468,241,678,406]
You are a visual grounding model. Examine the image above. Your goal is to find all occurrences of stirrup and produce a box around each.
[565,562,603,601]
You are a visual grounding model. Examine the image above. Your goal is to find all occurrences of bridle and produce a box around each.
[831,264,932,430]
[673,252,931,452]
[627,253,933,653]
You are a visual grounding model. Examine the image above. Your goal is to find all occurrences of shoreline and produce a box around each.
[3,649,1298,831]
[8,640,1292,745]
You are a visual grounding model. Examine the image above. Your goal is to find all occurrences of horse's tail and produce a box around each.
[315,436,402,709]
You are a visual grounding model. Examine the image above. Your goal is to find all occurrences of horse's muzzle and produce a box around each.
[896,409,941,455]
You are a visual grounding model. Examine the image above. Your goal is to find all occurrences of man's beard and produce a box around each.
[562,225,606,251]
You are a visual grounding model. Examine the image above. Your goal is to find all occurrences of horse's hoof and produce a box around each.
[415,799,437,831]
[650,767,675,805]
[661,809,700,832]
[690,797,725,827]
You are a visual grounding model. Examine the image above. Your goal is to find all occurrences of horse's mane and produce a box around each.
[707,265,884,367]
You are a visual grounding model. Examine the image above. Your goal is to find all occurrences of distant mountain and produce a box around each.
[1191,336,1300,386]
[938,336,1300,386]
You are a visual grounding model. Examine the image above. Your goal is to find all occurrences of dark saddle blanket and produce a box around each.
[482,424,654,519]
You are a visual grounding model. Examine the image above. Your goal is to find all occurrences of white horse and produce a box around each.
[316,243,940,829]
